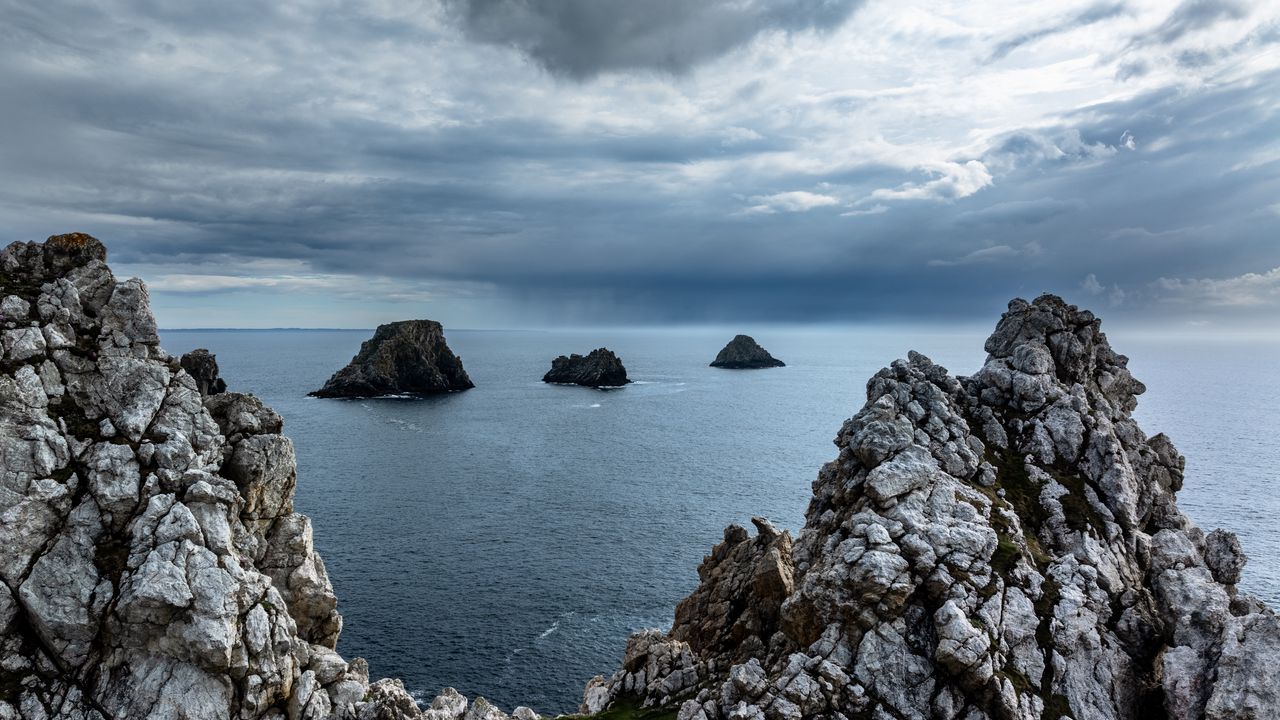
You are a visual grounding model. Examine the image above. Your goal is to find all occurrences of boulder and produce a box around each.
[180,348,228,396]
[310,320,474,398]
[710,335,784,369]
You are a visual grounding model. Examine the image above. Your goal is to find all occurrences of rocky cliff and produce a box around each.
[310,320,473,398]
[0,234,486,719]
[583,295,1280,720]
[709,336,784,369]
[542,349,630,388]
[3,233,1277,720]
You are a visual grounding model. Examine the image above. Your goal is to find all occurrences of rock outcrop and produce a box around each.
[709,336,784,369]
[583,295,1280,720]
[310,320,474,398]
[180,348,228,396]
[542,348,630,388]
[0,233,488,719]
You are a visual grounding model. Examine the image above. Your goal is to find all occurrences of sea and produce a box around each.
[159,326,1280,714]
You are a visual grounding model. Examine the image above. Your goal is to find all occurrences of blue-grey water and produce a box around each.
[159,326,1280,714]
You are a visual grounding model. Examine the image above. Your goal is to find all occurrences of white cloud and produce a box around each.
[1082,273,1106,294]
[868,160,994,203]
[1153,267,1280,307]
[743,190,841,214]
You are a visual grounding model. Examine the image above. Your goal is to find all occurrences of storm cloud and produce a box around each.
[443,0,865,77]
[0,0,1278,328]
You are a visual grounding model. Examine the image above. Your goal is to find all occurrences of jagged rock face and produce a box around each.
[0,234,430,719]
[709,336,784,369]
[311,320,474,398]
[542,349,630,387]
[181,349,228,397]
[587,295,1280,720]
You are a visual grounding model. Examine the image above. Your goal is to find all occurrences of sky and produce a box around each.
[1,0,1278,329]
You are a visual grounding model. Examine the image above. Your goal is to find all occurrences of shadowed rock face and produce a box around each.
[583,294,1280,720]
[180,348,227,396]
[310,320,474,398]
[710,335,784,369]
[542,348,630,387]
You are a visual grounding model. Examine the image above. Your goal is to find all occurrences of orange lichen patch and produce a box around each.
[45,232,107,261]
[47,232,98,249]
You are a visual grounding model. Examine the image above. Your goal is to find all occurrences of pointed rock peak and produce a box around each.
[543,347,630,387]
[976,293,1144,415]
[710,334,785,369]
[310,319,474,398]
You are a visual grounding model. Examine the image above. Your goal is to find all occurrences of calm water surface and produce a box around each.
[160,326,1280,713]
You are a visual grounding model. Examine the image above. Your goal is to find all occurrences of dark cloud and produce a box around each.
[0,0,1277,327]
[443,0,865,78]
[987,2,1128,62]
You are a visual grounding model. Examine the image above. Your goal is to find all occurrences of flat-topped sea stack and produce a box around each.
[310,319,474,398]
[710,334,785,369]
[543,347,630,387]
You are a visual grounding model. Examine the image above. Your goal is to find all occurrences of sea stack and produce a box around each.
[543,348,630,387]
[581,294,1280,719]
[310,319,474,398]
[710,334,785,369]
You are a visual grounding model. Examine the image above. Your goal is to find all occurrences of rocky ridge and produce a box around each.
[542,349,630,388]
[709,336,784,369]
[310,320,473,398]
[0,234,522,720]
[582,295,1280,719]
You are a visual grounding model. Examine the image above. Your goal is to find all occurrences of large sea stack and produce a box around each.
[310,320,474,398]
[710,335,785,369]
[542,348,630,387]
[581,294,1280,720]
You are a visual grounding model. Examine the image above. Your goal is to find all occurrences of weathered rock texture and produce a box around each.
[180,349,228,397]
[310,320,473,398]
[0,233,496,719]
[542,349,630,388]
[583,295,1280,720]
[710,336,784,369]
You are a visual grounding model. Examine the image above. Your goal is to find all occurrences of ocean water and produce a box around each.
[159,326,1280,714]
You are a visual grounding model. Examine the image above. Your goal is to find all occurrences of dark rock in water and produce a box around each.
[543,348,630,387]
[310,319,474,398]
[180,348,227,396]
[710,334,784,369]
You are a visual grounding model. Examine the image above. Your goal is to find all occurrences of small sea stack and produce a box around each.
[710,334,785,369]
[310,319,474,398]
[543,347,630,387]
